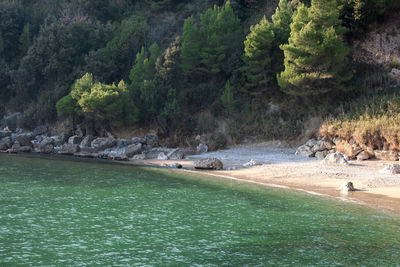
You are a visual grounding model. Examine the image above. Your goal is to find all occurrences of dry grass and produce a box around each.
[320,113,400,150]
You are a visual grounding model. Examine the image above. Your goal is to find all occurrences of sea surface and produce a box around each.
[1,154,400,266]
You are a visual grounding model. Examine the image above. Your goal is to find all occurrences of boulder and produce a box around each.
[322,152,349,165]
[91,137,117,152]
[33,125,48,136]
[0,136,12,150]
[125,143,142,157]
[144,148,173,159]
[60,133,71,144]
[356,151,370,161]
[51,136,63,146]
[0,130,12,138]
[243,159,263,167]
[194,158,223,170]
[157,152,168,160]
[132,137,146,144]
[374,150,398,161]
[117,138,132,148]
[58,144,80,155]
[339,182,355,192]
[40,137,55,146]
[305,139,318,148]
[68,135,83,145]
[132,153,146,160]
[167,149,184,160]
[145,133,158,146]
[296,144,315,157]
[3,112,21,131]
[15,133,34,147]
[196,143,208,154]
[34,144,54,153]
[335,140,362,159]
[380,164,400,174]
[315,150,329,160]
[19,146,31,152]
[80,135,95,148]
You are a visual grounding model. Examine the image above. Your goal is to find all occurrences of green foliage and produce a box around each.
[220,80,237,115]
[181,1,242,78]
[242,0,293,97]
[18,23,31,57]
[278,0,353,96]
[65,73,139,126]
[56,93,78,116]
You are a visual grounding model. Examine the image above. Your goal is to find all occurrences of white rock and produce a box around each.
[356,151,370,161]
[157,152,168,160]
[380,164,400,174]
[243,159,263,167]
[322,152,349,165]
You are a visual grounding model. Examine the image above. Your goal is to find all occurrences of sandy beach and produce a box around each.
[138,143,400,215]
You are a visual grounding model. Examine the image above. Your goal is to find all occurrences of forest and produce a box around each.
[0,0,399,146]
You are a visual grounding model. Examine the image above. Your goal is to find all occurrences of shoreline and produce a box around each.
[138,158,400,216]
[3,151,400,216]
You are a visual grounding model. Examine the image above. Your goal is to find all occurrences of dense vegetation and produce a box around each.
[0,0,399,145]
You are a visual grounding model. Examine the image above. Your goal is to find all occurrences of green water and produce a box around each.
[0,155,400,266]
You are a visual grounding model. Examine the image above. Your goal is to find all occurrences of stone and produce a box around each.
[60,133,71,144]
[91,137,117,152]
[132,153,146,160]
[51,136,63,146]
[380,164,400,174]
[357,151,370,161]
[315,150,329,160]
[165,163,182,169]
[322,152,349,165]
[305,139,318,147]
[15,133,34,147]
[33,125,48,136]
[19,146,31,152]
[168,149,184,160]
[132,137,146,144]
[3,112,21,131]
[80,135,95,148]
[374,150,399,161]
[335,140,362,159]
[296,144,315,157]
[243,159,263,167]
[117,138,132,148]
[68,135,83,145]
[0,130,12,138]
[339,182,355,192]
[125,143,142,157]
[196,143,208,154]
[157,152,168,160]
[194,158,223,170]
[0,136,12,150]
[40,137,55,146]
[58,144,80,155]
[145,133,158,146]
[34,144,54,153]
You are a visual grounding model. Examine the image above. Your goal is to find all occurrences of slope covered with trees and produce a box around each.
[0,0,399,145]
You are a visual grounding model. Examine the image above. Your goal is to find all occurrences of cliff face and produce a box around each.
[353,15,400,82]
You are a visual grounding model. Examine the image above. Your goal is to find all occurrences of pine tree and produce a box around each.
[277,0,352,96]
[242,0,293,96]
[18,23,31,57]
[181,17,201,75]
[242,16,276,95]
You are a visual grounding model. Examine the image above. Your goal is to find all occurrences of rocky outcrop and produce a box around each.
[157,152,168,160]
[125,143,142,157]
[145,133,158,146]
[33,125,48,136]
[322,152,349,165]
[374,150,399,161]
[58,144,80,155]
[80,135,95,148]
[0,137,12,150]
[68,135,83,145]
[296,138,334,158]
[197,143,208,154]
[91,137,116,152]
[194,158,223,170]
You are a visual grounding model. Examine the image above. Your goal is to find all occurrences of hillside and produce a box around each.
[0,0,400,148]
